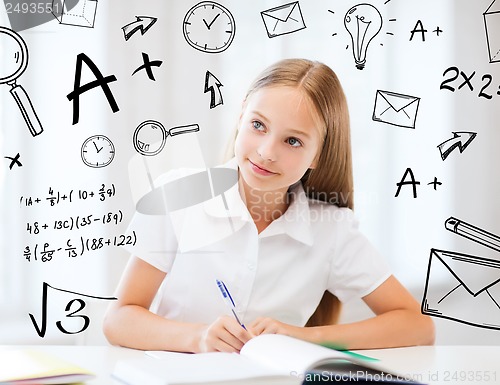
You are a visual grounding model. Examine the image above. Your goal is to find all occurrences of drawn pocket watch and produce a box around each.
[81,135,115,168]
[183,1,236,54]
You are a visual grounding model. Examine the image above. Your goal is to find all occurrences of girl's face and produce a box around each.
[234,86,322,195]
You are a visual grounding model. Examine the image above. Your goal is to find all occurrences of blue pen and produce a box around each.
[216,279,247,330]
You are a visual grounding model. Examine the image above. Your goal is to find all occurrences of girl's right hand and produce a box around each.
[198,315,254,353]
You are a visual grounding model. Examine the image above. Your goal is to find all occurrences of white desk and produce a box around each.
[360,346,500,384]
[1,345,499,385]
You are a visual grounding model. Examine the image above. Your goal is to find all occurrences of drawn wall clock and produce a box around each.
[183,1,236,53]
[81,135,115,168]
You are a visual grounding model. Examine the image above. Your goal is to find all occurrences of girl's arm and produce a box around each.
[103,256,252,353]
[249,275,435,349]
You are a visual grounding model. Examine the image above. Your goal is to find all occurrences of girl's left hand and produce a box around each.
[249,317,300,337]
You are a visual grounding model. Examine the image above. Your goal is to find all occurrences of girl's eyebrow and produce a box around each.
[250,111,312,139]
[250,110,270,124]
[287,128,311,139]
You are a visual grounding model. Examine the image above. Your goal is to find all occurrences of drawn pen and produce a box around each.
[215,279,246,330]
[445,216,500,252]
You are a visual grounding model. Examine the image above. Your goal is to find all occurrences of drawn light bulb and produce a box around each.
[344,3,383,70]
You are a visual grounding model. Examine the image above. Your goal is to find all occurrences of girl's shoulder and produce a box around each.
[289,182,358,224]
[307,198,358,226]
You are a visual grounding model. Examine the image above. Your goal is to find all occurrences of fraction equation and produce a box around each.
[23,231,137,261]
[26,210,124,234]
[20,183,116,207]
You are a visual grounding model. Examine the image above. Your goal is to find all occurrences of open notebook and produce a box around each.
[0,349,94,384]
[112,334,422,385]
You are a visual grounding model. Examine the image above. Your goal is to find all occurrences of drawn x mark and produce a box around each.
[132,52,163,81]
[5,153,22,169]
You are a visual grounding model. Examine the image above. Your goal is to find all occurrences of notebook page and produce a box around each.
[143,350,299,383]
[240,334,354,374]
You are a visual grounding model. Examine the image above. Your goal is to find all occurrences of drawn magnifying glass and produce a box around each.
[133,121,200,156]
[0,26,43,136]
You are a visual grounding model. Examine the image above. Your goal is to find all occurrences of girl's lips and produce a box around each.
[249,160,276,176]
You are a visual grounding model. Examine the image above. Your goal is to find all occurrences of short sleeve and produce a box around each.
[122,211,178,273]
[122,169,184,273]
[327,209,392,303]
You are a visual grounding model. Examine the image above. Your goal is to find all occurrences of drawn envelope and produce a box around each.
[260,2,306,38]
[372,90,420,129]
[422,249,500,330]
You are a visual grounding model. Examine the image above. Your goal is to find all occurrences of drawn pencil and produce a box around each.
[445,217,500,252]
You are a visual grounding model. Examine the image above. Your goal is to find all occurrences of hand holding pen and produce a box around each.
[197,280,252,353]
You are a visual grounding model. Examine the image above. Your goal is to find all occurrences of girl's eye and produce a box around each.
[286,137,302,147]
[252,121,264,130]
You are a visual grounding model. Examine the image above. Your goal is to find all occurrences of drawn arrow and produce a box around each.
[204,71,224,109]
[122,16,157,41]
[437,131,477,161]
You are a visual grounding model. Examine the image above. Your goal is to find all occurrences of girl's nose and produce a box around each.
[256,137,278,161]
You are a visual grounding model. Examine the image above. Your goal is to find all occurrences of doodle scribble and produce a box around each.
[484,0,500,64]
[133,121,199,156]
[437,132,477,161]
[422,217,500,330]
[372,90,420,129]
[132,52,163,81]
[0,26,44,136]
[182,1,236,54]
[4,153,22,170]
[29,282,116,337]
[394,169,444,198]
[66,53,119,125]
[260,2,306,38]
[440,66,500,100]
[344,4,382,70]
[122,16,157,41]
[204,71,223,109]
[81,135,115,168]
[52,0,99,28]
[445,217,500,253]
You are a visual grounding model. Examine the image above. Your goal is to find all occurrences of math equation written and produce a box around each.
[29,282,117,338]
[20,183,116,207]
[23,232,137,262]
[26,210,124,234]
[19,181,136,262]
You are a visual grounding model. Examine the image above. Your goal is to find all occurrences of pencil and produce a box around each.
[445,216,500,252]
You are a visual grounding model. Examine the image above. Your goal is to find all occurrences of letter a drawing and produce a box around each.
[67,53,119,125]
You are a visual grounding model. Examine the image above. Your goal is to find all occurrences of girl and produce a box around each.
[103,58,434,353]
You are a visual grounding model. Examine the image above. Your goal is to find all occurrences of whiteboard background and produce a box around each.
[1,0,499,345]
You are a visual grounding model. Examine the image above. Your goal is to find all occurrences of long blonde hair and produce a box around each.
[228,59,354,326]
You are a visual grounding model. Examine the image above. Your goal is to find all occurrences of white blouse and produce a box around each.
[124,159,391,327]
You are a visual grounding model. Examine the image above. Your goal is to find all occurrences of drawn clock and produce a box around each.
[183,1,236,53]
[81,135,115,168]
